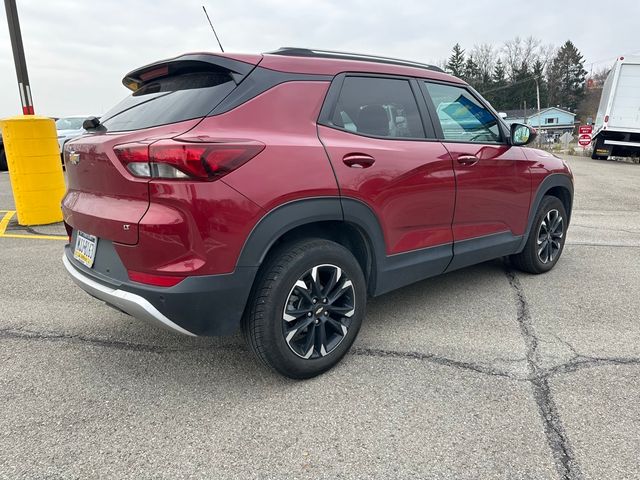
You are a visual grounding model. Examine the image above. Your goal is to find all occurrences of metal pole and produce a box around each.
[535,77,541,146]
[4,0,34,115]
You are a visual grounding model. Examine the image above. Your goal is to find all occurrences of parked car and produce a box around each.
[56,116,94,153]
[0,132,6,171]
[592,55,640,159]
[61,48,574,378]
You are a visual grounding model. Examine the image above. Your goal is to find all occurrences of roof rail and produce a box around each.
[267,47,445,73]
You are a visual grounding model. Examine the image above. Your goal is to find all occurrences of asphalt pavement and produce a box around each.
[0,154,639,479]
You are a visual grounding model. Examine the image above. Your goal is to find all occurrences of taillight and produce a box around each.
[114,139,264,181]
[604,115,609,123]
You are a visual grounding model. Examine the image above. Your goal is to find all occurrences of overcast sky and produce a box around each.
[1,0,638,118]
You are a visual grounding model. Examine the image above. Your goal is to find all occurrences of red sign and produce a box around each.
[579,125,593,135]
[578,134,592,147]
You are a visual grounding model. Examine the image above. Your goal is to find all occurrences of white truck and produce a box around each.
[592,55,640,160]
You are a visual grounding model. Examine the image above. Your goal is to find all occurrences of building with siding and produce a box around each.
[503,107,577,141]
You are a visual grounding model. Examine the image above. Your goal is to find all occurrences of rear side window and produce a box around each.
[424,82,501,143]
[327,77,425,139]
[101,70,236,132]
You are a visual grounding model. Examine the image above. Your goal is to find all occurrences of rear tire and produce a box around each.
[510,196,567,274]
[242,238,366,379]
[591,137,608,160]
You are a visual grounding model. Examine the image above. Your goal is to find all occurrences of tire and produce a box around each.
[242,238,366,379]
[0,148,7,171]
[591,137,608,160]
[510,196,567,274]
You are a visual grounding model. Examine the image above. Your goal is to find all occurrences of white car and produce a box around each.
[56,116,93,153]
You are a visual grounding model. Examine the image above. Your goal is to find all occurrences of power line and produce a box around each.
[480,75,542,95]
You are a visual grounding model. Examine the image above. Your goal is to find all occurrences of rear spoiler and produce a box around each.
[122,53,261,92]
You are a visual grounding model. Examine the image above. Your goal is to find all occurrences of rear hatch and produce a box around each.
[62,53,261,245]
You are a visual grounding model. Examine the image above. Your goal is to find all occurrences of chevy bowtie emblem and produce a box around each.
[68,151,80,165]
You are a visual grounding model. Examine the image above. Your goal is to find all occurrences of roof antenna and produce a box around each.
[202,5,224,52]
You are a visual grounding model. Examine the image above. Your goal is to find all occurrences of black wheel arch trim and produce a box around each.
[235,196,454,296]
[518,173,573,252]
[236,197,345,268]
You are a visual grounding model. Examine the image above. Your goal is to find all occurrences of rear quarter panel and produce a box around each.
[184,81,339,211]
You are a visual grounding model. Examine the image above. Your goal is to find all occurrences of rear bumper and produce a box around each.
[63,253,196,336]
[62,245,258,336]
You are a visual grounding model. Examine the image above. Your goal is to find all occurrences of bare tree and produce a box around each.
[502,36,551,78]
[503,36,523,78]
[470,43,495,78]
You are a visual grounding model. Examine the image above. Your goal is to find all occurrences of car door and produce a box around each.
[317,74,456,283]
[420,81,535,269]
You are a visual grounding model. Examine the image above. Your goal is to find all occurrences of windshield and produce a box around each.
[55,117,85,130]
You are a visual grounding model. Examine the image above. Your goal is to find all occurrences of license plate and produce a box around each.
[73,231,98,268]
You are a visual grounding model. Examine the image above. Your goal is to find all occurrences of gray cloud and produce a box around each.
[1,0,638,117]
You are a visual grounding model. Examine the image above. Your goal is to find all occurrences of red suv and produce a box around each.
[62,48,573,378]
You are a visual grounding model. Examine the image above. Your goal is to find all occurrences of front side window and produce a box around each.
[328,76,425,139]
[424,82,501,143]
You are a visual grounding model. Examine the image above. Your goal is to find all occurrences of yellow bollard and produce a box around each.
[0,116,66,225]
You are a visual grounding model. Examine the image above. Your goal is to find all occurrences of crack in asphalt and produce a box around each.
[565,242,640,248]
[351,346,522,380]
[505,268,583,480]
[3,266,640,480]
[0,326,244,354]
[571,223,640,235]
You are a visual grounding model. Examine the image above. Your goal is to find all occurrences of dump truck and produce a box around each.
[592,55,640,160]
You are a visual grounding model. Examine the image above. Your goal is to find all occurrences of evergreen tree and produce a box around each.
[487,60,507,109]
[547,40,587,110]
[510,62,537,115]
[531,59,548,108]
[446,44,466,78]
[463,55,480,85]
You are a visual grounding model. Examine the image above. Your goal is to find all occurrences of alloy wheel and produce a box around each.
[282,264,355,359]
[536,209,564,264]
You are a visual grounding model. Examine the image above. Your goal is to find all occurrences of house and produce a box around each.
[502,107,577,141]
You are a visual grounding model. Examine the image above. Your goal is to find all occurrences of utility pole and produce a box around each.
[4,0,34,114]
[535,77,542,146]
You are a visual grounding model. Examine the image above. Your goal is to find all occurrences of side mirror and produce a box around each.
[510,123,537,146]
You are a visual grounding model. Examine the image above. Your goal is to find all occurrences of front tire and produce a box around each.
[242,238,366,379]
[510,196,567,274]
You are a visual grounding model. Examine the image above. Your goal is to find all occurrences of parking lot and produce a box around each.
[0,154,638,479]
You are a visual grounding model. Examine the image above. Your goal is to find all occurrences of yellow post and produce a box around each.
[0,116,66,225]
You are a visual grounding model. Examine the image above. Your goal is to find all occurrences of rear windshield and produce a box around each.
[101,70,236,132]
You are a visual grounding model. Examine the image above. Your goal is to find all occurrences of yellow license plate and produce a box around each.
[73,231,98,268]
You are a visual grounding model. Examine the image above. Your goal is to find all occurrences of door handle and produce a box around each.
[342,153,375,169]
[457,155,479,166]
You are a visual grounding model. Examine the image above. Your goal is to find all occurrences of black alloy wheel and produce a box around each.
[242,239,366,379]
[536,209,564,264]
[283,264,355,359]
[510,195,568,274]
